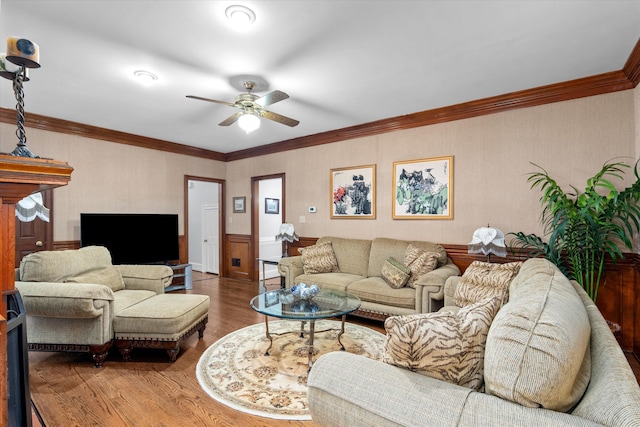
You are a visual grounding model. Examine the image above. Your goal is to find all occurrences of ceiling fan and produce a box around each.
[186,81,299,133]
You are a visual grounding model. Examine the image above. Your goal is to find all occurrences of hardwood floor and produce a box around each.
[28,272,640,426]
[28,272,384,427]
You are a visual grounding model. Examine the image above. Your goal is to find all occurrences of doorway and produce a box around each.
[185,176,224,275]
[251,173,285,282]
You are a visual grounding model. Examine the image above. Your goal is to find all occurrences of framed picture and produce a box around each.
[392,156,453,219]
[233,196,246,213]
[265,198,280,214]
[330,164,376,219]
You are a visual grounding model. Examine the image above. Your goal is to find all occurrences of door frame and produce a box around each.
[184,175,225,275]
[251,173,285,282]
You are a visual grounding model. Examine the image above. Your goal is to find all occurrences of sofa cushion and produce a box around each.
[65,266,125,292]
[383,296,501,390]
[317,236,371,277]
[20,246,113,282]
[381,257,411,289]
[367,238,448,278]
[300,241,339,274]
[403,245,441,288]
[348,277,415,308]
[294,272,363,293]
[453,261,522,307]
[483,258,591,412]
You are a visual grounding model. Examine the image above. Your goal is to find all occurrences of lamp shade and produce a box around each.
[15,192,49,222]
[275,223,299,243]
[468,226,506,257]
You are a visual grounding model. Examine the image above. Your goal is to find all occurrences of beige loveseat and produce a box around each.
[278,237,460,319]
[15,246,176,367]
[308,258,640,426]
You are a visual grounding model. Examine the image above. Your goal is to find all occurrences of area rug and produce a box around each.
[196,319,386,420]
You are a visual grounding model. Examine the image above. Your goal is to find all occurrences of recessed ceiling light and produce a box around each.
[133,70,158,85]
[225,5,256,27]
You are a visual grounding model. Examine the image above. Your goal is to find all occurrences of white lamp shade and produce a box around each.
[276,223,299,242]
[468,226,506,257]
[238,112,260,133]
[15,192,49,222]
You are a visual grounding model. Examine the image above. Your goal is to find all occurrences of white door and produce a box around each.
[202,206,219,274]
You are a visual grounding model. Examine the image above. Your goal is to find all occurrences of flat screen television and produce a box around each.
[80,213,179,265]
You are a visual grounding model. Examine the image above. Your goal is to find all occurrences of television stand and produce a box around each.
[165,263,192,292]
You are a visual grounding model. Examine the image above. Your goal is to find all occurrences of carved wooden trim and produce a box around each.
[114,317,207,362]
[0,109,226,161]
[623,37,640,86]
[2,38,639,163]
[225,70,635,161]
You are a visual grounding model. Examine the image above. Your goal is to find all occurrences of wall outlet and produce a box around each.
[231,258,240,267]
[299,215,306,223]
[308,206,317,213]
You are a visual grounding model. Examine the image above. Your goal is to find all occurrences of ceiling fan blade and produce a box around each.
[260,110,299,127]
[186,95,235,107]
[219,112,243,126]
[255,90,289,107]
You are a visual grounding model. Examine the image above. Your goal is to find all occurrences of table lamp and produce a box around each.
[275,223,298,257]
[468,225,507,262]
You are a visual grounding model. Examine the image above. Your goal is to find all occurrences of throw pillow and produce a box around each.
[453,260,523,308]
[65,266,125,292]
[403,244,440,288]
[383,296,501,391]
[299,241,339,274]
[381,257,411,289]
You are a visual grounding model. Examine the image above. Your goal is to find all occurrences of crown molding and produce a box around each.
[0,110,226,161]
[1,39,638,163]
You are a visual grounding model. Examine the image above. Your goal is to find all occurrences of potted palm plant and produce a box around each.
[509,159,640,302]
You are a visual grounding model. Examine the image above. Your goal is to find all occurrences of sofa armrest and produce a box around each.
[443,275,462,307]
[308,352,602,427]
[116,265,173,294]
[15,281,113,318]
[278,256,304,288]
[308,352,472,426]
[413,259,460,312]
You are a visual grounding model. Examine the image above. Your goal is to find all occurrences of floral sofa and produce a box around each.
[307,258,640,426]
[278,236,460,319]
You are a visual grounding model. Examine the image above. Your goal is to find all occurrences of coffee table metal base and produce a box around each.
[262,314,347,370]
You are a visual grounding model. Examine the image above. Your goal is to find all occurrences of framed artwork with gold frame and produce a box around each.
[392,156,453,219]
[330,164,376,219]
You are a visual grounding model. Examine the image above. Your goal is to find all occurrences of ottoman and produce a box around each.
[113,293,209,362]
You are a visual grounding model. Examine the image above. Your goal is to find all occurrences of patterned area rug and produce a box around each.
[196,319,386,420]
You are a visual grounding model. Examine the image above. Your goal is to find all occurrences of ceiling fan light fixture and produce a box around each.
[238,112,260,134]
[225,5,256,28]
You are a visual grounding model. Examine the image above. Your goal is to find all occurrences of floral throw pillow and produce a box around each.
[383,296,501,391]
[453,261,523,308]
[403,244,441,288]
[299,241,339,274]
[381,257,411,289]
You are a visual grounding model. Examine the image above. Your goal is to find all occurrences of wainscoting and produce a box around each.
[54,235,640,356]
[290,237,640,356]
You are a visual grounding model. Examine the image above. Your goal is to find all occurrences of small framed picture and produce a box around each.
[233,196,246,213]
[265,198,280,214]
[330,164,376,219]
[393,156,453,219]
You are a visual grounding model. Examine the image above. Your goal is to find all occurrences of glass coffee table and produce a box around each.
[250,287,361,369]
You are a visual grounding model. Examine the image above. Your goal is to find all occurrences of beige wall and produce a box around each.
[1,88,637,247]
[0,127,226,240]
[227,90,638,246]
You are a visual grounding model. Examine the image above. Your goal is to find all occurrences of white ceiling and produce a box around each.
[1,1,639,154]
